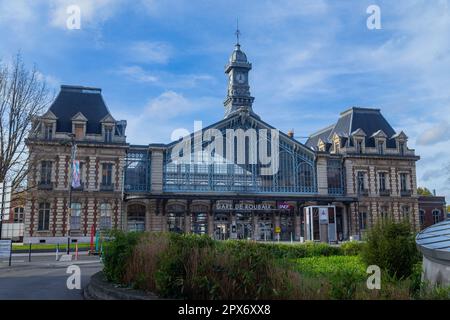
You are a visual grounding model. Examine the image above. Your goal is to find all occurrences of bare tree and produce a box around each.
[0,54,51,237]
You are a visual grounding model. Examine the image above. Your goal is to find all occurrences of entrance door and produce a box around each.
[214,213,230,240]
[280,214,294,241]
[236,212,253,240]
[259,215,273,241]
[336,207,343,241]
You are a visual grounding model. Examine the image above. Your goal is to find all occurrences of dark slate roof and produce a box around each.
[305,125,334,150]
[49,85,111,134]
[306,107,397,150]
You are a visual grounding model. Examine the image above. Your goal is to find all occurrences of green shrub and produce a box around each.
[340,241,365,256]
[409,262,423,298]
[420,284,450,300]
[102,230,143,284]
[155,233,216,299]
[329,269,362,300]
[361,219,421,279]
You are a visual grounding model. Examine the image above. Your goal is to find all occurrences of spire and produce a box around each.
[235,18,240,46]
[223,24,256,119]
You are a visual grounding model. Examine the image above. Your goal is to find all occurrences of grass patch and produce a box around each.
[292,255,367,279]
[12,243,91,251]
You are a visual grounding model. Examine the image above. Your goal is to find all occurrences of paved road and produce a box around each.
[0,255,102,300]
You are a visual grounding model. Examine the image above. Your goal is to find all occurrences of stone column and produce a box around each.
[295,204,302,241]
[252,213,259,241]
[369,165,376,196]
[185,201,191,233]
[342,205,349,240]
[316,155,328,195]
[208,201,214,237]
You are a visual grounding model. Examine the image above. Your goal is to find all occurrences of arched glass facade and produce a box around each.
[163,119,317,194]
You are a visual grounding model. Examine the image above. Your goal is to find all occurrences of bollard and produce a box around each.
[8,241,12,267]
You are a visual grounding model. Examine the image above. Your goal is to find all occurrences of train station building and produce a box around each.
[23,41,422,243]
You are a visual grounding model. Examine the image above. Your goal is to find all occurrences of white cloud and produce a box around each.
[416,121,450,146]
[116,65,215,88]
[112,91,220,144]
[117,66,158,83]
[126,41,172,64]
[145,91,191,118]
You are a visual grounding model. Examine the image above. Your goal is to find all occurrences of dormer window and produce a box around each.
[356,140,363,154]
[377,141,384,155]
[44,124,53,140]
[399,142,405,155]
[334,142,340,153]
[104,127,113,143]
[74,124,84,140]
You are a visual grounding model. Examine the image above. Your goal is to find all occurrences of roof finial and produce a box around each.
[235,18,241,45]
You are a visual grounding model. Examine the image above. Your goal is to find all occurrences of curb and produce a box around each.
[83,271,160,300]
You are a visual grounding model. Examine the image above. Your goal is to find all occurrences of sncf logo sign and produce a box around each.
[278,203,291,210]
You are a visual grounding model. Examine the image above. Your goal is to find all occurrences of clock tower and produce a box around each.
[223,33,255,118]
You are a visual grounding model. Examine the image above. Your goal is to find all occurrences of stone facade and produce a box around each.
[22,44,431,244]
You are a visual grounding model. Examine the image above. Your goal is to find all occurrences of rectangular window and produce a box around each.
[402,206,410,220]
[44,124,53,140]
[378,172,386,192]
[74,124,84,140]
[14,207,24,223]
[38,202,50,231]
[400,173,408,191]
[378,141,384,155]
[102,163,113,186]
[40,161,52,184]
[359,212,367,230]
[100,203,112,229]
[399,142,405,155]
[357,172,365,192]
[104,127,113,143]
[70,203,81,230]
[356,140,363,154]
[419,210,425,226]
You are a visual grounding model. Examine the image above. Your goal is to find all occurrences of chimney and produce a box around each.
[287,129,294,138]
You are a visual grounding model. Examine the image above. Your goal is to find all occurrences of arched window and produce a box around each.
[432,209,441,224]
[127,204,146,232]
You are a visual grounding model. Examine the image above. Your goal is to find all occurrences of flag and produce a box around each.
[72,160,81,188]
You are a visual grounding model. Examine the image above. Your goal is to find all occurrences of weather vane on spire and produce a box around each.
[235,18,241,45]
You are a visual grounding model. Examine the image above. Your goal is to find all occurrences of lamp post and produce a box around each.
[66,133,76,254]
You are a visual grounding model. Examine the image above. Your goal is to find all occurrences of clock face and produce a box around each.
[235,72,246,84]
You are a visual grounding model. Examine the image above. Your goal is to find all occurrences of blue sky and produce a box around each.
[0,0,449,200]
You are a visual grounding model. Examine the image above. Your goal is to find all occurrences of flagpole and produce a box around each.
[67,133,76,255]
